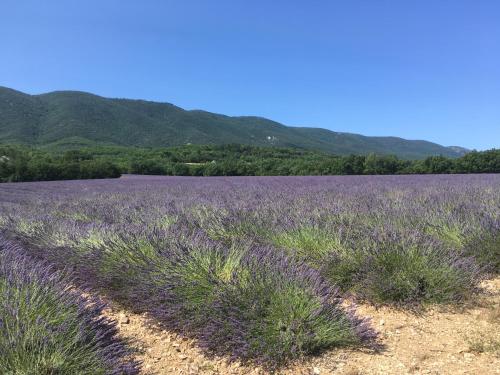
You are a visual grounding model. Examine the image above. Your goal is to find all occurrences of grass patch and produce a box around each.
[468,335,500,356]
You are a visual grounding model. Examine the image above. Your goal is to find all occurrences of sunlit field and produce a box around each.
[1,174,499,372]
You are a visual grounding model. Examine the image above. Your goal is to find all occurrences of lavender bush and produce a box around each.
[321,228,482,304]
[0,238,138,374]
[198,247,376,367]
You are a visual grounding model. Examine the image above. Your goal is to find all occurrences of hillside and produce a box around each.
[0,86,468,159]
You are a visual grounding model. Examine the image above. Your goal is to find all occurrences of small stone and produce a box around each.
[118,313,130,324]
[179,354,188,360]
[313,367,321,374]
[379,319,385,326]
[463,352,475,361]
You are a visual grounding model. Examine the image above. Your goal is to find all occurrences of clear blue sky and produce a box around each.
[1,1,499,150]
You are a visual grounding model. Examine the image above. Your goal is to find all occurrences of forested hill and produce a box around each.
[0,86,467,159]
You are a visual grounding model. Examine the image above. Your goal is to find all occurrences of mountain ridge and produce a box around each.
[0,86,468,159]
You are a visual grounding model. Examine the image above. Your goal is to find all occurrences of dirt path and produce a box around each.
[105,278,500,375]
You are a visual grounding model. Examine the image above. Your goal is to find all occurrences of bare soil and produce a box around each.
[105,278,500,375]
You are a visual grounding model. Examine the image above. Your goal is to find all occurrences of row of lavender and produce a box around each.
[0,237,139,374]
[0,174,499,367]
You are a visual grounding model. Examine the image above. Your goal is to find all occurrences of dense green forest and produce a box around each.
[0,144,498,182]
[0,145,121,182]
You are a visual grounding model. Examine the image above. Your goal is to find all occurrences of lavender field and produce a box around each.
[1,174,499,372]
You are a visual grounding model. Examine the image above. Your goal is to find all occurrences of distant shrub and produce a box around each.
[0,239,138,375]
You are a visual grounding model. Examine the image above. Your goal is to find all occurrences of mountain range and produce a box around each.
[0,86,468,159]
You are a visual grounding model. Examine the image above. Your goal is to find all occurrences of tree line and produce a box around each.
[0,146,121,182]
[0,144,498,182]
